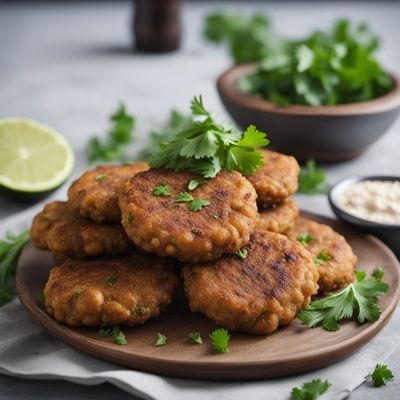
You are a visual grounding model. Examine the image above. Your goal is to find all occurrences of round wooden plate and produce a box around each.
[16,212,400,381]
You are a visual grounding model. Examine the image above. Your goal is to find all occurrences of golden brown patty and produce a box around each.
[119,168,258,263]
[247,149,299,206]
[67,162,149,223]
[44,253,179,327]
[256,198,299,234]
[30,201,134,260]
[182,230,319,334]
[286,217,357,292]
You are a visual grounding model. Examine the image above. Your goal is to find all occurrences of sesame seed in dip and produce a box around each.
[340,180,400,225]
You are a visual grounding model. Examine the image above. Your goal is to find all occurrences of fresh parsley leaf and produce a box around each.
[188,178,207,191]
[298,270,389,331]
[148,96,268,179]
[298,160,330,195]
[175,192,194,203]
[372,267,384,281]
[234,248,248,260]
[98,325,127,345]
[297,233,316,245]
[86,103,135,164]
[0,229,29,306]
[188,199,210,212]
[209,328,230,353]
[188,332,203,344]
[291,379,331,400]
[214,13,394,106]
[155,333,167,346]
[105,276,117,286]
[153,183,171,197]
[112,330,127,345]
[95,173,108,181]
[369,364,394,387]
[314,250,332,265]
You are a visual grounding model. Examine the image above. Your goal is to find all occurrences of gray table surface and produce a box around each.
[1,1,399,399]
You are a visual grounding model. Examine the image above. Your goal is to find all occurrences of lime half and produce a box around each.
[0,118,74,197]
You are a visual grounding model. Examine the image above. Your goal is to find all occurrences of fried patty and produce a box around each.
[30,201,134,260]
[256,198,299,234]
[44,253,179,327]
[247,149,299,207]
[182,230,319,334]
[67,162,149,223]
[286,217,357,292]
[119,168,258,263]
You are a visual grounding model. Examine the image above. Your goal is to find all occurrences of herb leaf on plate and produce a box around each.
[369,364,394,387]
[298,270,389,331]
[209,328,230,353]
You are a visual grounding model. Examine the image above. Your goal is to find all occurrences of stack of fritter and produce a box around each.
[30,149,357,334]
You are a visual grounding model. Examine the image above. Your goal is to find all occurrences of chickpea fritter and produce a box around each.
[256,198,299,234]
[30,201,134,260]
[247,149,299,207]
[67,162,149,223]
[44,254,179,327]
[182,231,319,334]
[119,168,258,263]
[286,217,357,293]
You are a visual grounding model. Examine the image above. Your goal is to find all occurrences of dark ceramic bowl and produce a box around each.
[328,176,400,257]
[217,64,400,162]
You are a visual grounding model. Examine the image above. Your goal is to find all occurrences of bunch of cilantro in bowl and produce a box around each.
[205,15,394,106]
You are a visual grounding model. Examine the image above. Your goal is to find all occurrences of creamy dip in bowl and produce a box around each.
[328,176,400,257]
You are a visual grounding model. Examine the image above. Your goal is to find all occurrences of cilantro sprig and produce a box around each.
[98,325,127,345]
[298,270,389,331]
[298,160,330,195]
[0,230,29,306]
[87,103,135,164]
[290,379,331,400]
[209,328,230,353]
[153,183,171,197]
[369,364,394,387]
[149,96,269,179]
[175,192,210,212]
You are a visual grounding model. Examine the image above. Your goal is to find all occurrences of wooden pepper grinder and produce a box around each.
[133,0,182,53]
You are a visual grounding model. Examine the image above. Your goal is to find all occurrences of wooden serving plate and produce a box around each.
[16,212,400,381]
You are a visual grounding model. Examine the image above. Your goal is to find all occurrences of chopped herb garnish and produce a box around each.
[188,178,207,191]
[149,96,268,179]
[188,198,210,212]
[372,267,384,281]
[87,103,135,164]
[296,233,316,245]
[0,229,29,306]
[298,160,330,195]
[191,228,201,235]
[212,214,220,220]
[298,270,389,331]
[155,333,167,346]
[135,304,150,315]
[175,192,194,203]
[234,248,248,260]
[313,250,332,265]
[290,379,331,400]
[105,276,117,286]
[175,192,210,212]
[188,332,203,344]
[95,173,108,181]
[98,325,127,345]
[369,364,394,387]
[153,183,171,197]
[210,328,230,353]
